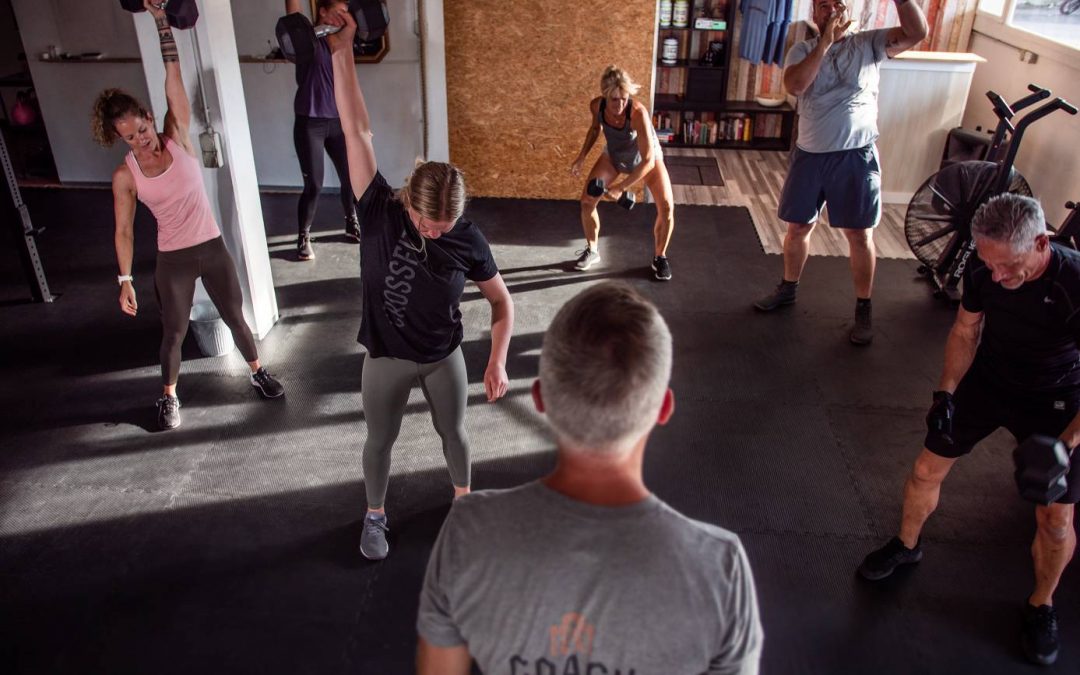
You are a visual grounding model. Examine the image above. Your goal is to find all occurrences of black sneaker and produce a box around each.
[250,367,285,399]
[1022,604,1059,666]
[359,512,389,560]
[157,394,181,430]
[850,300,873,346]
[652,256,672,281]
[857,536,923,580]
[753,280,798,311]
[297,235,314,261]
[344,215,361,243]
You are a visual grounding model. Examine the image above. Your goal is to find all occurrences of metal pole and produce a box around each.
[0,130,54,303]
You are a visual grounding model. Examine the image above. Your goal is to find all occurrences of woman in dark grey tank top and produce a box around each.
[569,66,676,281]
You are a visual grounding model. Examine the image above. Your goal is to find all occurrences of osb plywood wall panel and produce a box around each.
[444,1,657,199]
[728,0,975,100]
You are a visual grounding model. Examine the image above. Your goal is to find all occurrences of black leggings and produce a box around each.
[294,115,355,236]
[154,237,259,385]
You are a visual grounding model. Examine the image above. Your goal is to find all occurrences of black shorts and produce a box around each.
[925,365,1080,504]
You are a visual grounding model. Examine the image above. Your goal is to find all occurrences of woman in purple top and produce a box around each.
[285,0,359,261]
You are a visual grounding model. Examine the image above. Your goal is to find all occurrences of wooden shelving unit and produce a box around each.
[652,0,794,151]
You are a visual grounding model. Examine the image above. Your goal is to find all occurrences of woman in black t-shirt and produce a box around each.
[284,0,358,261]
[324,8,514,561]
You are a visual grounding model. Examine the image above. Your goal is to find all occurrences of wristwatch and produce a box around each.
[118,274,133,285]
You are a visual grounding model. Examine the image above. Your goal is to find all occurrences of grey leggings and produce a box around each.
[361,346,470,510]
[155,236,259,385]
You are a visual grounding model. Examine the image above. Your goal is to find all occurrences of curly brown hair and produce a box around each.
[90,88,151,147]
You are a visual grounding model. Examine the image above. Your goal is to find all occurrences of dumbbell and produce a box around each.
[587,178,635,210]
[1012,434,1072,505]
[276,0,389,64]
[119,0,198,30]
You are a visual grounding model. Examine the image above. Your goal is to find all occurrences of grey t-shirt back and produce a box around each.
[418,480,764,675]
[785,29,891,153]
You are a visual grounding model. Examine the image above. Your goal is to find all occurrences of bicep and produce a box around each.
[416,638,471,675]
[953,306,984,338]
[475,273,510,306]
[112,171,137,232]
[344,130,377,198]
[884,26,919,58]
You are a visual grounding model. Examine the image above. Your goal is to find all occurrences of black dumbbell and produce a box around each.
[277,13,339,64]
[119,0,199,30]
[276,0,389,63]
[586,178,635,210]
[1013,434,1072,505]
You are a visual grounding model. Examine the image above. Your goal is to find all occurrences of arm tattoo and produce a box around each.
[157,18,178,63]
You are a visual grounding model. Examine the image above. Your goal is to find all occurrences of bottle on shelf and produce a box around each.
[659,0,672,28]
[661,36,679,65]
[672,0,690,28]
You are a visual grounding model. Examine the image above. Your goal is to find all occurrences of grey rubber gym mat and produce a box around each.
[0,188,1074,674]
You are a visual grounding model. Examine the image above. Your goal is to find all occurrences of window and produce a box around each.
[976,0,1080,62]
[1009,0,1080,49]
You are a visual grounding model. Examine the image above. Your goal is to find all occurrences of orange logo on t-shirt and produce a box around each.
[549,612,595,657]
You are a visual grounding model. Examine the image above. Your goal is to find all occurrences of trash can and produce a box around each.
[189,300,235,357]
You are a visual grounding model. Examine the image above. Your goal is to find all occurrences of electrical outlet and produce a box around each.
[1018,49,1039,64]
[200,129,224,169]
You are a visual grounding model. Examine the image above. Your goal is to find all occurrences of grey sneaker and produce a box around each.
[753,280,798,311]
[652,255,672,281]
[157,394,181,430]
[297,235,314,261]
[359,512,389,560]
[250,367,285,399]
[344,215,361,243]
[850,300,873,345]
[573,247,601,271]
[857,536,922,580]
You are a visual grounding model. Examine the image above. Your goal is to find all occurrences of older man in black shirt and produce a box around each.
[858,194,1080,666]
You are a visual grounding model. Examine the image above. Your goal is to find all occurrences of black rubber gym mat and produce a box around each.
[0,188,1075,674]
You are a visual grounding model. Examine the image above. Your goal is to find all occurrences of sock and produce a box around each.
[780,279,799,288]
[856,297,872,307]
[366,511,386,522]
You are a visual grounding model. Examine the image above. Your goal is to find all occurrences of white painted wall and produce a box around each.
[10,0,150,182]
[230,0,423,189]
[963,33,1080,225]
[12,0,425,187]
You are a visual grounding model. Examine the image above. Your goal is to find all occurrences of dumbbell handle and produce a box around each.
[314,24,343,38]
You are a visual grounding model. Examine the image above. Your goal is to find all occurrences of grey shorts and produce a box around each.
[777,143,881,229]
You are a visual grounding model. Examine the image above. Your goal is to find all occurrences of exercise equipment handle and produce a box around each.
[986,90,1015,121]
[313,24,343,38]
[1010,85,1052,115]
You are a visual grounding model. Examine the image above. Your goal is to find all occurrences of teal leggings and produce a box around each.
[360,346,470,510]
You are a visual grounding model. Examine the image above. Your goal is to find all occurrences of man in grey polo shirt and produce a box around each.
[416,282,763,675]
[753,0,927,345]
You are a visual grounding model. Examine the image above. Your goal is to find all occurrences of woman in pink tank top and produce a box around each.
[90,1,284,431]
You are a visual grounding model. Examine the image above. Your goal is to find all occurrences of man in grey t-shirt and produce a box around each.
[753,0,927,346]
[417,282,763,675]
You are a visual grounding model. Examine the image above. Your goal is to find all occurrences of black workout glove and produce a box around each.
[926,390,955,443]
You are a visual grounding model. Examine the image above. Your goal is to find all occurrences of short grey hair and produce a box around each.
[971,193,1047,252]
[539,282,672,454]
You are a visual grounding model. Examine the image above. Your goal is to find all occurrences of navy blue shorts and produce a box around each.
[777,143,881,229]
[925,364,1080,504]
